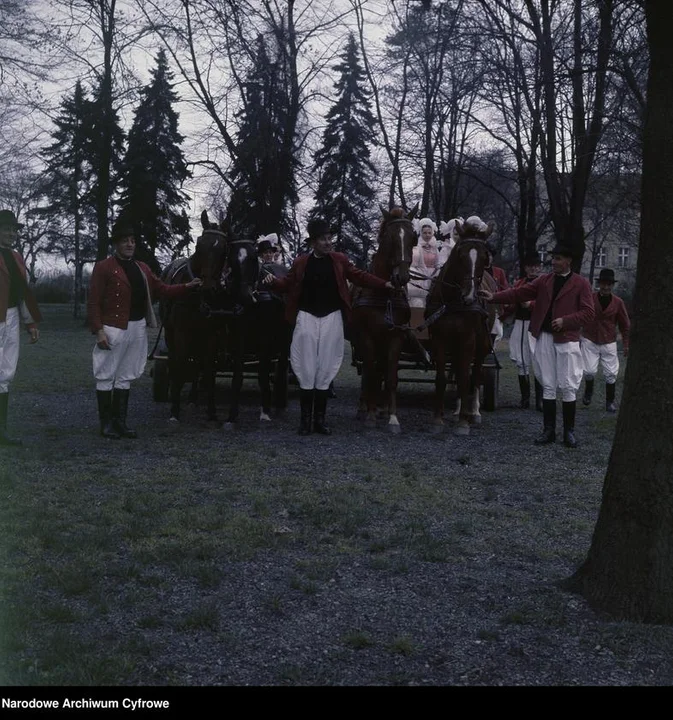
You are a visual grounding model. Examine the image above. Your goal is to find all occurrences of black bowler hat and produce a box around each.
[257,239,275,254]
[306,218,334,243]
[549,243,574,258]
[523,252,541,266]
[598,268,616,283]
[110,221,135,244]
[0,209,23,229]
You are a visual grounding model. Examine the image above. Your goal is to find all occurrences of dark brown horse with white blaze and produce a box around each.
[160,211,229,422]
[425,220,496,435]
[351,205,418,433]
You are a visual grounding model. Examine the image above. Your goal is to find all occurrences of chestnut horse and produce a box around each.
[424,219,496,435]
[351,205,418,433]
[160,211,229,422]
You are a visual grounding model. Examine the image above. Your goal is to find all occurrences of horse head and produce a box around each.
[375,204,418,287]
[440,216,493,305]
[192,210,228,295]
[225,237,260,308]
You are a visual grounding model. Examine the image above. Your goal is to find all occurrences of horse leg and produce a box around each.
[361,336,378,428]
[454,344,473,436]
[273,324,290,412]
[168,355,183,422]
[225,327,245,426]
[258,344,273,422]
[386,336,403,434]
[203,332,219,422]
[431,341,447,433]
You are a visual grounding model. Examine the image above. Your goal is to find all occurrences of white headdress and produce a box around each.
[412,217,438,236]
[464,215,488,233]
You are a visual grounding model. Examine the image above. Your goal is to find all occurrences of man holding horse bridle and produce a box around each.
[480,244,594,448]
[87,222,202,439]
[263,218,394,435]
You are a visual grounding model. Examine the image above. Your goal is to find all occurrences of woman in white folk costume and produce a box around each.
[408,218,440,308]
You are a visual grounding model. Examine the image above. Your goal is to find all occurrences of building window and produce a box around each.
[595,248,606,268]
[618,247,629,268]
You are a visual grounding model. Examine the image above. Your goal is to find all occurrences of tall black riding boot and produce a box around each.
[534,379,543,412]
[298,389,313,436]
[112,389,138,439]
[582,378,594,406]
[606,383,617,413]
[518,375,530,409]
[534,399,556,445]
[562,401,578,448]
[0,392,22,447]
[96,390,120,439]
[313,390,332,435]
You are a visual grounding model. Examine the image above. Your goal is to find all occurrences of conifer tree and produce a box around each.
[226,35,298,239]
[41,80,98,318]
[310,34,378,266]
[118,49,191,272]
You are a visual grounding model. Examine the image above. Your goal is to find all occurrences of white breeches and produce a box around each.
[532,332,583,402]
[93,320,148,391]
[582,339,619,384]
[509,319,534,375]
[0,307,20,393]
[290,310,344,390]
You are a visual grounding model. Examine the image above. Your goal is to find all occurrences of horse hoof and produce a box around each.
[259,413,272,423]
[429,424,443,434]
[454,425,470,436]
[364,418,377,429]
[169,416,179,423]
[388,424,401,434]
[471,415,482,426]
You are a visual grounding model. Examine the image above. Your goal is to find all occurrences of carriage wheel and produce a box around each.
[481,366,499,412]
[152,358,170,402]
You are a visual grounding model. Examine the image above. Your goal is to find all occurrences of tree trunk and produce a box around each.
[564,0,673,622]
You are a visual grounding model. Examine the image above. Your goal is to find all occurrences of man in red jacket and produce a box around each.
[87,223,201,438]
[581,268,630,413]
[0,210,42,446]
[480,244,595,448]
[263,218,393,435]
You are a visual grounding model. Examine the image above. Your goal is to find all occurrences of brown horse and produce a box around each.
[160,211,229,422]
[424,218,496,435]
[351,205,418,433]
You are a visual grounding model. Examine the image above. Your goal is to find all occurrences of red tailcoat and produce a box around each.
[582,292,630,352]
[492,272,594,343]
[0,249,41,327]
[88,256,190,333]
[270,252,388,324]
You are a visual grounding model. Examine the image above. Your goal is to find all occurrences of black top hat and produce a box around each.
[523,252,541,266]
[597,268,616,283]
[0,209,23,230]
[306,218,333,242]
[110,222,135,244]
[549,243,574,258]
[257,240,275,254]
